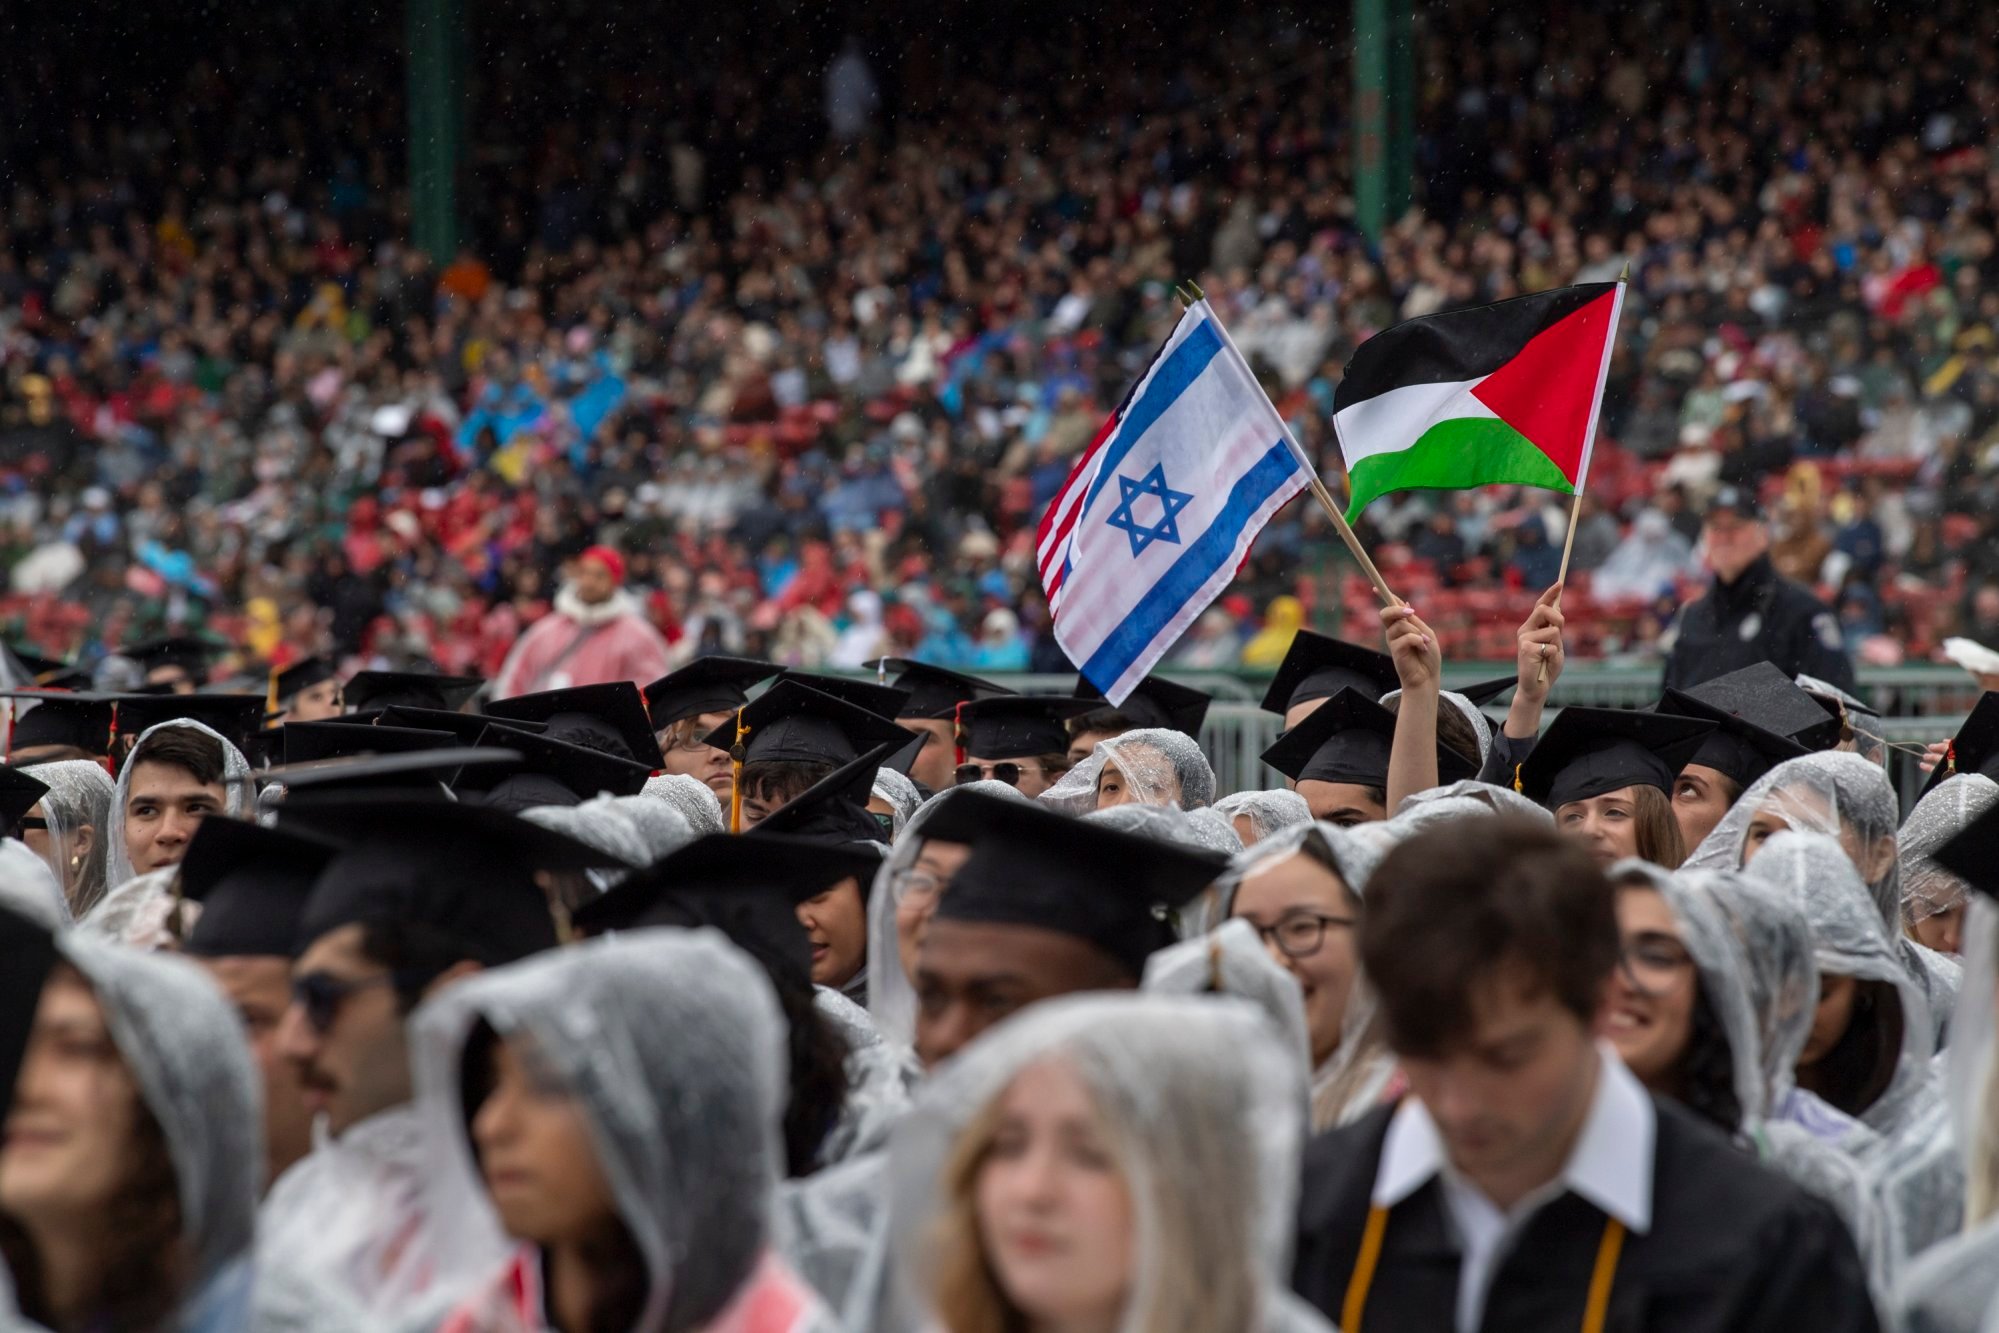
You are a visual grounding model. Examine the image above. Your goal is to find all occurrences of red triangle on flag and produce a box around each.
[1468,291,1616,484]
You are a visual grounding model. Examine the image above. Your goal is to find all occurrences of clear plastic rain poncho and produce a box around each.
[1212,789,1312,845]
[1083,802,1244,857]
[1613,862,1891,1288]
[1210,821,1391,1131]
[1898,774,1999,939]
[1142,918,1312,1085]
[0,840,69,929]
[642,772,726,835]
[102,718,255,891]
[1038,727,1216,816]
[1688,749,1961,1044]
[520,795,649,894]
[411,927,830,1333]
[55,932,261,1327]
[1380,686,1495,770]
[883,994,1333,1333]
[1890,894,1999,1333]
[19,758,114,917]
[608,794,698,861]
[1744,830,1940,1142]
[76,866,184,949]
[865,781,1029,1048]
[869,768,922,837]
[1385,778,1553,834]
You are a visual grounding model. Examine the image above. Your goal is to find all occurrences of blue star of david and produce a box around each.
[1104,463,1194,557]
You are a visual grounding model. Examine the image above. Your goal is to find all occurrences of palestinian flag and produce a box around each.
[1333,282,1624,520]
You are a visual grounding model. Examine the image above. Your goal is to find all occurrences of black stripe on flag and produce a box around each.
[1334,283,1620,411]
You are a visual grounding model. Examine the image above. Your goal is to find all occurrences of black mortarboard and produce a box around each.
[1658,689,1814,791]
[1516,706,1717,809]
[922,790,1227,979]
[0,691,116,756]
[458,725,654,810]
[115,693,267,751]
[1259,631,1400,714]
[1931,802,1999,901]
[883,729,928,777]
[753,743,895,848]
[865,659,1014,720]
[1260,687,1476,789]
[8,648,89,691]
[282,721,456,766]
[1922,693,1999,798]
[1794,673,1880,721]
[375,705,546,746]
[123,635,224,679]
[1455,676,1520,709]
[179,820,344,958]
[484,682,665,768]
[955,696,1097,760]
[272,657,338,706]
[343,670,484,715]
[0,767,50,831]
[1072,675,1211,737]
[698,680,914,767]
[281,796,621,963]
[641,657,781,728]
[252,747,518,800]
[0,905,57,1125]
[777,672,912,721]
[570,831,883,984]
[1682,663,1844,750]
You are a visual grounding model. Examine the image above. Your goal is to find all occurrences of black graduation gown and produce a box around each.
[1292,1098,1880,1333]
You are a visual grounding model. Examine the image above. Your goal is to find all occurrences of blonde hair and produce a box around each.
[928,1054,1261,1333]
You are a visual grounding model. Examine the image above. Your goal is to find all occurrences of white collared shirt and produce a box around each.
[1370,1043,1656,1333]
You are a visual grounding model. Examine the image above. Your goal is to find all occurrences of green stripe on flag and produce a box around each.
[1344,416,1573,521]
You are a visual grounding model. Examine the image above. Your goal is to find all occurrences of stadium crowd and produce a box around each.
[1,1,1998,680]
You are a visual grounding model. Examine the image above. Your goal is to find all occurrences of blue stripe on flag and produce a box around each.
[1080,319,1226,513]
[1079,439,1302,688]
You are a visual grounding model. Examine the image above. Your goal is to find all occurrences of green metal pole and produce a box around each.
[407,0,465,260]
[1353,0,1389,242]
[1386,0,1414,222]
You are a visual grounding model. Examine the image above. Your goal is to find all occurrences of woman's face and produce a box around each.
[797,876,868,990]
[1799,973,1858,1068]
[1740,783,1832,865]
[0,974,142,1225]
[1607,886,1699,1090]
[1909,902,1965,957]
[656,710,736,800]
[20,800,50,864]
[974,1058,1133,1331]
[895,839,969,982]
[1555,787,1643,867]
[1229,849,1359,1067]
[1094,752,1179,810]
[1670,764,1736,850]
[472,1039,618,1247]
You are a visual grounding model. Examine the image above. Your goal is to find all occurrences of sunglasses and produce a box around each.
[6,817,47,838]
[955,761,1041,787]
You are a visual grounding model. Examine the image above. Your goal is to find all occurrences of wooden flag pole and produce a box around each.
[1179,282,1402,609]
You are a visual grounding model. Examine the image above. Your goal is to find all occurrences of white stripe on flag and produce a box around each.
[1331,376,1493,468]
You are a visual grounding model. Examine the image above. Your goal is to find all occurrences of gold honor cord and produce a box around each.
[1341,1205,1624,1333]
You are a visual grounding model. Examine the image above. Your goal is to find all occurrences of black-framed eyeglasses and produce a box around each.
[6,817,47,837]
[1249,912,1356,960]
[291,971,397,1034]
[1619,933,1694,996]
[956,761,1041,788]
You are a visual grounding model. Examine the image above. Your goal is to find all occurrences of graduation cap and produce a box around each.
[1259,630,1400,715]
[0,905,57,1125]
[0,767,50,833]
[253,747,519,799]
[123,635,224,681]
[865,659,1014,720]
[1515,706,1717,810]
[777,671,912,721]
[271,657,338,707]
[0,691,117,756]
[1260,687,1476,789]
[457,726,654,810]
[1681,663,1843,751]
[1922,693,1999,798]
[115,693,268,751]
[179,819,345,958]
[1794,672,1880,721]
[921,789,1228,979]
[281,721,456,766]
[697,680,913,768]
[955,695,1098,761]
[752,742,896,847]
[7,648,89,691]
[642,657,781,728]
[280,796,623,963]
[483,682,665,769]
[1072,675,1211,738]
[343,670,484,715]
[1658,689,1814,792]
[1454,676,1519,709]
[375,705,547,746]
[1930,801,1999,901]
[882,729,928,778]
[570,831,884,984]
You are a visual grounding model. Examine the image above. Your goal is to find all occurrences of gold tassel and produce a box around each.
[729,707,751,833]
[265,665,281,718]
[1513,762,1524,794]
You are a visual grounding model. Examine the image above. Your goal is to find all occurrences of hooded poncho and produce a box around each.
[1898,774,1999,940]
[18,758,113,917]
[102,717,255,892]
[1037,727,1216,816]
[1212,789,1312,845]
[642,773,727,836]
[868,767,922,837]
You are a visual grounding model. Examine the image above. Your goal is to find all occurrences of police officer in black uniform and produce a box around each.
[1662,484,1856,692]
